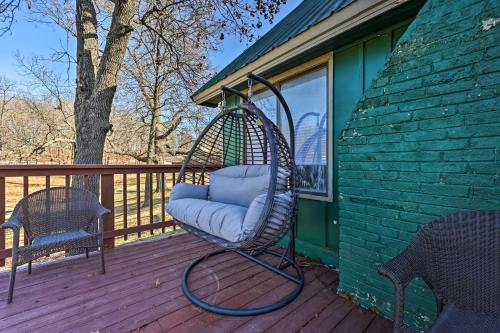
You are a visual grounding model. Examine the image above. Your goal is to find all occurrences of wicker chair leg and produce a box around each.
[100,246,105,274]
[85,248,89,259]
[7,265,17,304]
[28,261,32,275]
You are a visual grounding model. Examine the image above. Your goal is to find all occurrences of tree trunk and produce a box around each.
[72,0,99,193]
[142,96,161,206]
[70,0,137,256]
[155,173,161,192]
[74,95,113,193]
[143,34,162,207]
[73,0,137,195]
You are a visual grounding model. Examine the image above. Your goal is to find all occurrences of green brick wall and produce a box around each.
[337,0,500,330]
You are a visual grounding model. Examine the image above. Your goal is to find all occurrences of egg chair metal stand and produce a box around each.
[172,73,304,316]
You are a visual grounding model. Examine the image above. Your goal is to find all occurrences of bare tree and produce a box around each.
[117,30,207,204]
[19,55,76,154]
[0,56,77,162]
[3,97,73,162]
[0,76,15,127]
[5,0,284,193]
[0,0,20,35]
[0,76,15,158]
[116,4,218,205]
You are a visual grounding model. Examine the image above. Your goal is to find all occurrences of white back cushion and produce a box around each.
[210,165,270,207]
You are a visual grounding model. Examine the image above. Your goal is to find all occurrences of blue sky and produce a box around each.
[0,1,301,82]
[210,0,301,70]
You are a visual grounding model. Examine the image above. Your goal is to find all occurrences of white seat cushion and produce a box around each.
[167,165,292,243]
[244,191,293,231]
[167,198,250,243]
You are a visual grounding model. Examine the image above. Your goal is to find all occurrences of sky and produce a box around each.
[210,0,302,70]
[0,1,302,83]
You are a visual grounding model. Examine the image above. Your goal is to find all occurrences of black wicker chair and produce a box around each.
[379,211,500,333]
[1,187,110,303]
[167,74,304,316]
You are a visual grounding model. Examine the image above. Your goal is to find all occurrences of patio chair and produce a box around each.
[379,211,500,333]
[1,187,110,303]
[167,74,304,316]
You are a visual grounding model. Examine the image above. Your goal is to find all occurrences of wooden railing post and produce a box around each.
[149,173,154,235]
[0,176,5,266]
[122,174,128,241]
[136,173,141,238]
[161,173,165,233]
[101,174,115,249]
[23,176,29,245]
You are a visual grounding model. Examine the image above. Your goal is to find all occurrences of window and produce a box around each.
[251,89,276,163]
[252,89,277,122]
[282,67,328,195]
[251,66,329,197]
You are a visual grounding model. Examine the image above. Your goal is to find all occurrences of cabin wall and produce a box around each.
[225,22,413,267]
[291,21,411,267]
[337,0,500,330]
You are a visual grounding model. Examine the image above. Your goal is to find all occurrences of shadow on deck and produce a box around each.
[0,233,392,333]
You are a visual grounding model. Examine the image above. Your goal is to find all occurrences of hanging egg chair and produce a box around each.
[166,73,303,316]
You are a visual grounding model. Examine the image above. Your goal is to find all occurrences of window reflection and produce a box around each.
[252,89,277,122]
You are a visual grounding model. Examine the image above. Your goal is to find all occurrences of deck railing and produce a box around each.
[0,164,202,267]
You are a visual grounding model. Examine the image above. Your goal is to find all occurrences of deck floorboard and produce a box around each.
[0,233,392,333]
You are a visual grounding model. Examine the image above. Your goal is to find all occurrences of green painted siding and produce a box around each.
[364,35,392,89]
[223,95,241,166]
[337,0,500,330]
[297,199,326,245]
[335,45,364,138]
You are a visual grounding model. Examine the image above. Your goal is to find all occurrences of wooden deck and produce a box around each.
[0,233,392,333]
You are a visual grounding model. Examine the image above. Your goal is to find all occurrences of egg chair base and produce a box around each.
[182,247,305,316]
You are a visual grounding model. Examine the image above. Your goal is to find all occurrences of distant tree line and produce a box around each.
[0,71,212,165]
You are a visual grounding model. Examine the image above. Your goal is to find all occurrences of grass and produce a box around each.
[1,174,180,269]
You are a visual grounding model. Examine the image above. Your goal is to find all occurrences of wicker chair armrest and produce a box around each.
[379,250,419,287]
[1,215,21,232]
[92,204,110,234]
[379,249,422,333]
[1,215,21,252]
[94,204,111,218]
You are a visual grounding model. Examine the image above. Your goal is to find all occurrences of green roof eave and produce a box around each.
[193,0,425,106]
[192,0,355,103]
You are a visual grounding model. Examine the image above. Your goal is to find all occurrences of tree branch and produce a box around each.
[0,0,20,36]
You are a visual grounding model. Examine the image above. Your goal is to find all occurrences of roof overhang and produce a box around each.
[192,0,419,106]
